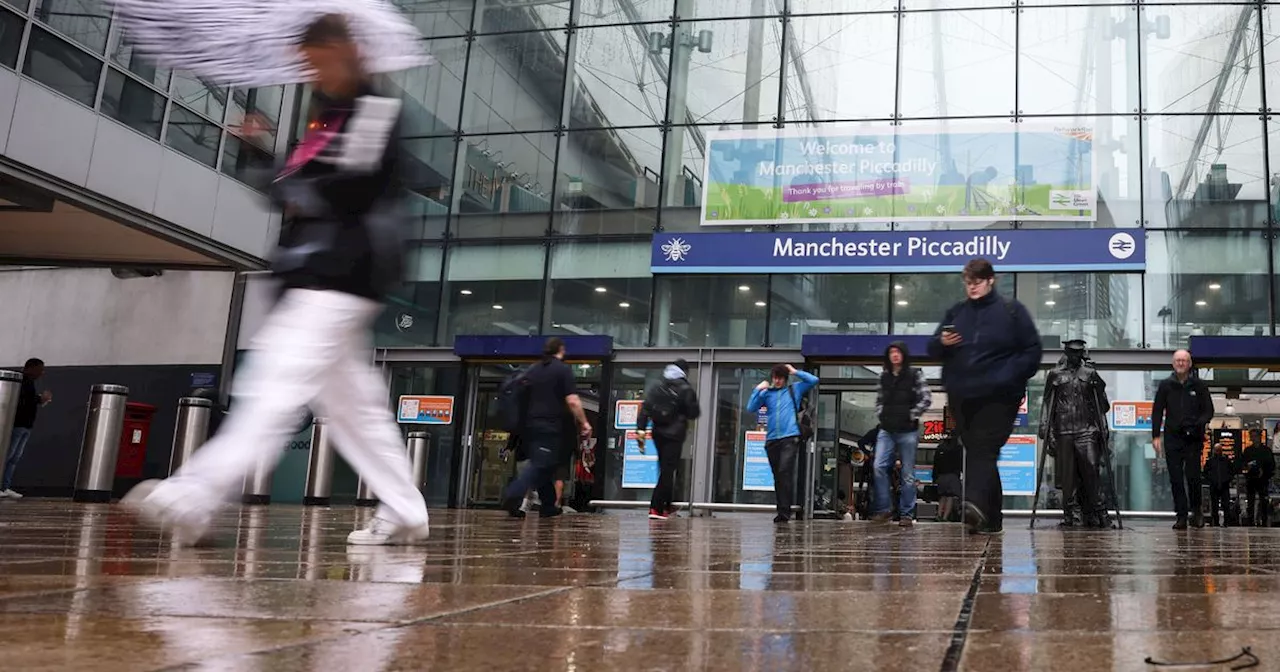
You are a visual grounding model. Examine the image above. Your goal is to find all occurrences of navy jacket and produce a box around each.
[927,291,1042,401]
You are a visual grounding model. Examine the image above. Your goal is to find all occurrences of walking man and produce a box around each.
[500,337,592,518]
[3,358,51,499]
[747,364,819,523]
[1153,349,1214,529]
[872,342,932,527]
[636,359,700,521]
[928,259,1041,535]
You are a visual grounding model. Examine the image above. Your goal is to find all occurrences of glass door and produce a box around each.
[811,384,879,519]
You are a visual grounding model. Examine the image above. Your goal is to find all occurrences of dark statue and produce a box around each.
[1038,339,1113,529]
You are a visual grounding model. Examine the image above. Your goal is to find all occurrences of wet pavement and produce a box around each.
[1,501,1277,671]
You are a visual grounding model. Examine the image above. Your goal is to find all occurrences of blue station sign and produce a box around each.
[651,228,1144,274]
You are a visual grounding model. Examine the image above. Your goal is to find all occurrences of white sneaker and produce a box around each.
[346,517,430,546]
[0,489,20,499]
[520,497,533,513]
[843,512,854,522]
[562,505,578,514]
[120,479,212,547]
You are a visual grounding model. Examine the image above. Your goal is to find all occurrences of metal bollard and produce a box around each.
[241,451,274,505]
[169,397,213,475]
[356,431,430,507]
[0,370,22,473]
[73,385,130,503]
[303,418,335,506]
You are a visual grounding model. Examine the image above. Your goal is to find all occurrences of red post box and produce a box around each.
[114,402,158,479]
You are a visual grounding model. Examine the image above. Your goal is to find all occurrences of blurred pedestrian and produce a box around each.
[2,358,51,499]
[636,359,701,520]
[871,342,932,527]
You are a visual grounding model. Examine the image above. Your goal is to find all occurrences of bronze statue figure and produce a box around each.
[1038,339,1113,529]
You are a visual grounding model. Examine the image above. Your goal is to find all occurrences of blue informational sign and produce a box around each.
[621,431,659,489]
[191,372,216,389]
[1109,401,1153,433]
[652,228,1144,274]
[742,431,774,491]
[913,465,934,485]
[997,435,1038,496]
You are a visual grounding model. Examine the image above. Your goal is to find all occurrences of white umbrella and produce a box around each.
[104,0,435,88]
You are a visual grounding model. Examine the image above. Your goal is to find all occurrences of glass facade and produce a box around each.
[1,1,284,183]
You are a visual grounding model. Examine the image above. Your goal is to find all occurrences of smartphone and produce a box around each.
[942,324,957,333]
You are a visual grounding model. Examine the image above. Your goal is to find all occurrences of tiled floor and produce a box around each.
[1,501,1276,671]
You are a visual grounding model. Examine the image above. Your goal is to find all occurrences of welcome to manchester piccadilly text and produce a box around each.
[772,234,1013,261]
[756,140,938,178]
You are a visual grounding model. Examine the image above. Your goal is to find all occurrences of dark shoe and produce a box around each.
[648,508,669,521]
[976,526,1004,537]
[501,497,526,518]
[540,507,563,519]
[773,515,789,524]
[870,512,893,523]
[1172,516,1188,530]
[1191,510,1204,529]
[899,518,914,528]
[962,502,988,534]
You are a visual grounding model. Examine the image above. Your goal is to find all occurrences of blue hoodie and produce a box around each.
[747,370,819,441]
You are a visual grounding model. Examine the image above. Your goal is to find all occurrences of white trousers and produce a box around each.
[156,289,428,529]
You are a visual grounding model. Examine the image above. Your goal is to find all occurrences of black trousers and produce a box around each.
[1164,434,1201,518]
[1246,479,1269,526]
[953,395,1020,530]
[649,435,682,513]
[765,436,800,519]
[501,431,560,516]
[1057,431,1106,522]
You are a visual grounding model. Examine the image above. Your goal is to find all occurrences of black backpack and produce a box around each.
[497,367,533,434]
[789,384,814,442]
[647,380,684,429]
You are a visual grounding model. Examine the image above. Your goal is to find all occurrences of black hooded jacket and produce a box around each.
[876,341,932,433]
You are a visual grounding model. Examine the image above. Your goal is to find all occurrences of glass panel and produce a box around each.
[402,136,455,240]
[111,37,171,90]
[388,37,467,137]
[165,104,221,167]
[891,273,1015,334]
[660,122,780,228]
[391,0,472,38]
[604,365,699,503]
[653,275,767,347]
[1017,272,1143,350]
[791,0,897,13]
[547,240,652,346]
[1018,6,1136,117]
[171,71,227,123]
[713,366,777,506]
[475,0,569,32]
[378,246,444,347]
[441,243,546,339]
[0,9,24,70]
[898,9,1016,119]
[34,0,110,54]
[1144,231,1270,350]
[786,14,896,122]
[2,0,29,13]
[1143,115,1268,228]
[23,27,101,106]
[463,30,566,134]
[553,128,663,233]
[1017,115,1142,230]
[1141,5,1261,116]
[580,0,670,27]
[451,133,556,238]
[220,133,274,183]
[100,68,165,139]
[568,25,668,128]
[675,0,778,19]
[671,17,782,126]
[904,0,1005,10]
[769,274,891,346]
[226,86,284,148]
[385,363,463,508]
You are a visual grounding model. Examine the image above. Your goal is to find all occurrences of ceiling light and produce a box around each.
[754,300,766,307]
[552,323,561,328]
[790,321,799,326]
[1209,283,1221,290]
[1195,300,1207,306]
[894,284,903,290]
[594,286,607,293]
[618,302,630,308]
[492,304,503,310]
[1048,283,1061,290]
[896,300,909,306]
[738,285,751,292]
[1045,300,1056,306]
[459,289,472,295]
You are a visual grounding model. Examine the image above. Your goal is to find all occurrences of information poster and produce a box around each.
[997,435,1038,496]
[615,400,643,430]
[1014,395,1029,428]
[1109,401,1153,432]
[913,465,934,485]
[396,395,455,425]
[1203,428,1243,469]
[742,430,774,492]
[621,430,659,489]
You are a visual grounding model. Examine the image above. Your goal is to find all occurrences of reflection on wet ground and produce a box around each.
[3,502,1279,671]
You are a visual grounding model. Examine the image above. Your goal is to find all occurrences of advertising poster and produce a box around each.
[615,400,643,430]
[742,430,774,492]
[1015,394,1029,428]
[621,430,659,489]
[1203,428,1244,469]
[914,465,934,485]
[396,395,455,425]
[997,435,1038,496]
[1109,401,1154,432]
[1265,418,1280,451]
[700,124,1096,226]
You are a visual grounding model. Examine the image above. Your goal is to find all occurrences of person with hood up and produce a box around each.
[1241,429,1275,526]
[636,359,701,521]
[1203,442,1237,527]
[871,342,933,526]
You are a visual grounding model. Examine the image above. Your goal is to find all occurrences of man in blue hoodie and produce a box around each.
[928,259,1042,535]
[747,364,820,523]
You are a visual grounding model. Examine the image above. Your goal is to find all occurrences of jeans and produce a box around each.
[4,427,31,490]
[873,430,919,517]
[765,436,800,519]
[502,430,561,516]
[953,395,1020,531]
[649,435,682,513]
[1164,434,1201,519]
[149,289,429,530]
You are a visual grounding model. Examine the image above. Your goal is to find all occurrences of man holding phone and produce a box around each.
[928,259,1041,535]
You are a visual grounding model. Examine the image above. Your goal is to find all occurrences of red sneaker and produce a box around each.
[648,509,669,520]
